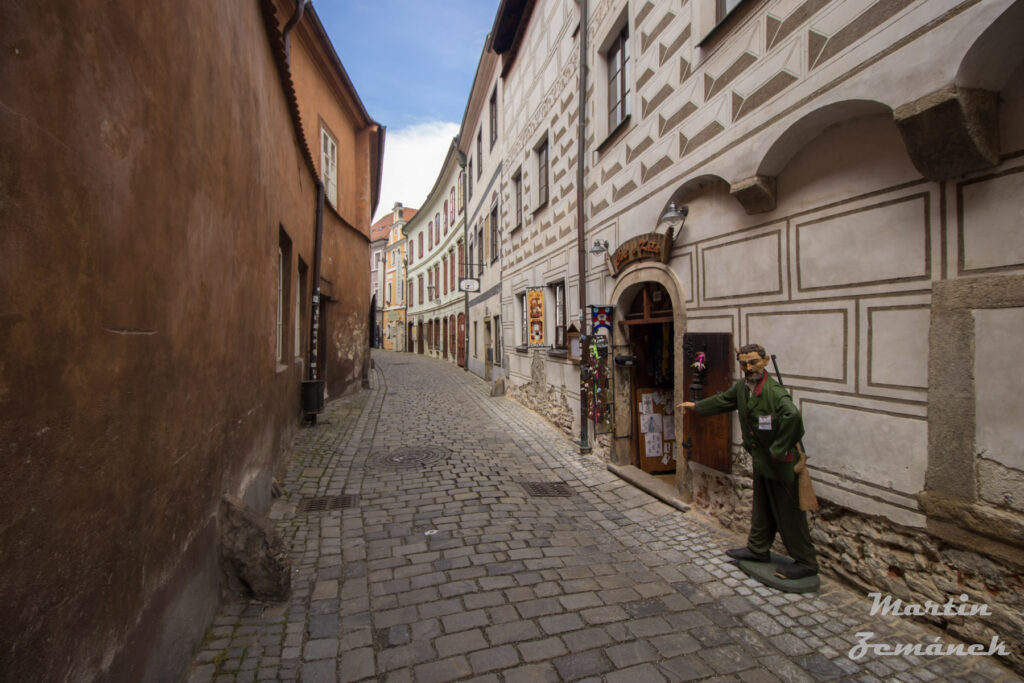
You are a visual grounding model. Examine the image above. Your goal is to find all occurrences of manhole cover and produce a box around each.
[521,481,574,497]
[370,446,449,469]
[297,494,358,512]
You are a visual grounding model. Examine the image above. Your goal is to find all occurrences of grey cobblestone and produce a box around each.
[187,350,1019,681]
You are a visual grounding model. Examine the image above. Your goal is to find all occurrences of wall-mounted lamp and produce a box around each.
[589,239,609,255]
[427,285,436,299]
[660,202,689,223]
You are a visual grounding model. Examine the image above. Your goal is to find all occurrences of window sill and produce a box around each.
[532,200,549,216]
[596,115,631,155]
[515,345,530,354]
[510,222,522,233]
[547,348,568,359]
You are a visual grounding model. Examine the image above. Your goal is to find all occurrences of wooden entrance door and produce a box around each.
[681,332,733,473]
[457,313,466,366]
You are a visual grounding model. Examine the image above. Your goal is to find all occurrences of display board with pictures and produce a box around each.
[635,387,676,474]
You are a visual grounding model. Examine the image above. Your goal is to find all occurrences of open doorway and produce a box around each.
[622,282,676,477]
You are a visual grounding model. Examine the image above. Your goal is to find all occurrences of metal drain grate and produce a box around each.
[369,446,449,469]
[297,494,358,512]
[521,481,574,497]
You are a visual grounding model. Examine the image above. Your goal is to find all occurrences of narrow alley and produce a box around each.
[188,350,1015,683]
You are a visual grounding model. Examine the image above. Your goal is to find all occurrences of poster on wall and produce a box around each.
[527,288,545,347]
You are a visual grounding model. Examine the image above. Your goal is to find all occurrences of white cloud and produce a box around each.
[375,121,459,222]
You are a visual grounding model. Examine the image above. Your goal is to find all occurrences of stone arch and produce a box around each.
[607,261,692,500]
[956,0,1024,91]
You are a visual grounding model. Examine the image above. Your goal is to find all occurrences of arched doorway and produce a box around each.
[608,262,690,498]
[443,318,449,359]
[417,321,424,354]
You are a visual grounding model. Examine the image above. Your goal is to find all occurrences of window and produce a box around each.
[386,282,391,306]
[490,205,499,264]
[450,189,456,225]
[435,213,441,243]
[607,27,630,132]
[512,169,523,229]
[476,223,485,276]
[489,86,498,148]
[428,221,433,249]
[419,275,424,304]
[428,269,433,299]
[536,138,549,208]
[551,281,566,348]
[296,260,307,358]
[468,160,473,199]
[419,233,424,259]
[458,242,465,279]
[443,256,448,296]
[277,228,292,364]
[450,249,456,291]
[444,201,449,232]
[493,315,502,365]
[458,172,465,211]
[477,129,483,176]
[277,247,283,362]
[695,0,746,41]
[519,293,528,345]
[320,127,338,207]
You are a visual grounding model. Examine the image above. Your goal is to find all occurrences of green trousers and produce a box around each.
[747,472,818,571]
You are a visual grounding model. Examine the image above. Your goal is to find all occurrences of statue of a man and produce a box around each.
[679,343,818,580]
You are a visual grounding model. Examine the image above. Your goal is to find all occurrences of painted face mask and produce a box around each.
[737,351,769,382]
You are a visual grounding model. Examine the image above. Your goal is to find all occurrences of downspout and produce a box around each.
[304,179,325,421]
[282,0,309,62]
[576,0,590,454]
[458,150,469,371]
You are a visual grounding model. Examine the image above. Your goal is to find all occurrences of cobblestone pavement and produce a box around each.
[189,350,1018,682]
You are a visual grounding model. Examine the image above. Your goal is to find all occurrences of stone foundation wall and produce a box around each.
[689,448,1024,673]
[507,351,574,434]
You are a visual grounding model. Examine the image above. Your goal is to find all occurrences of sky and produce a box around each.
[316,1,503,222]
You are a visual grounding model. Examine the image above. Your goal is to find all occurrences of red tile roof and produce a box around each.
[370,207,418,241]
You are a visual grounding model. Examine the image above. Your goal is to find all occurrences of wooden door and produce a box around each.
[457,313,466,366]
[635,387,676,473]
[682,332,733,473]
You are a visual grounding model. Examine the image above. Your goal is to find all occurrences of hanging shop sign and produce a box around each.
[609,232,672,277]
[591,305,613,335]
[527,288,545,347]
[459,278,481,292]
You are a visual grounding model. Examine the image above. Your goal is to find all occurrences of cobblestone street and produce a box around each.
[189,350,1017,682]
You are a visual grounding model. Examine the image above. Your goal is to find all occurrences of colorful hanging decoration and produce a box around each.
[581,335,612,427]
[591,306,613,335]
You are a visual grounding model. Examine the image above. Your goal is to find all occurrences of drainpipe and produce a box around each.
[282,0,309,62]
[458,150,469,371]
[577,0,590,454]
[302,179,325,423]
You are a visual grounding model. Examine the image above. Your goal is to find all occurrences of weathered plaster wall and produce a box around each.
[0,1,322,680]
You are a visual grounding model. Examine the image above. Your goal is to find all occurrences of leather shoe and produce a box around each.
[774,563,818,580]
[725,547,770,563]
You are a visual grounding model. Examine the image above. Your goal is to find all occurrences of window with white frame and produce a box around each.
[519,293,528,346]
[490,204,499,264]
[321,127,338,208]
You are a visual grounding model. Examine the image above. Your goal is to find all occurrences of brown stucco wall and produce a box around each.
[0,1,326,680]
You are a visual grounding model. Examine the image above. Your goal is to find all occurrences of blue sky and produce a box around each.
[317,1,502,220]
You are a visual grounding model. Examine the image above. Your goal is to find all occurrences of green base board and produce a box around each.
[737,554,820,593]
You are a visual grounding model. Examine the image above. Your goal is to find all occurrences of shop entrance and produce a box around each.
[622,282,676,475]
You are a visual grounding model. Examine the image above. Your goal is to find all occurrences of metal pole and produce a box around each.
[577,0,590,454]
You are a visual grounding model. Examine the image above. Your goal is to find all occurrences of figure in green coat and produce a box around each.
[679,343,818,580]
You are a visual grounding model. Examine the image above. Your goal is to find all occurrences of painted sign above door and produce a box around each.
[609,232,672,276]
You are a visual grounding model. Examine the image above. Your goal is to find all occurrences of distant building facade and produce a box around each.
[374,203,415,351]
[460,46,507,383]
[405,142,467,363]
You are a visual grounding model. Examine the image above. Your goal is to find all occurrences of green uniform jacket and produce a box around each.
[695,376,804,482]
